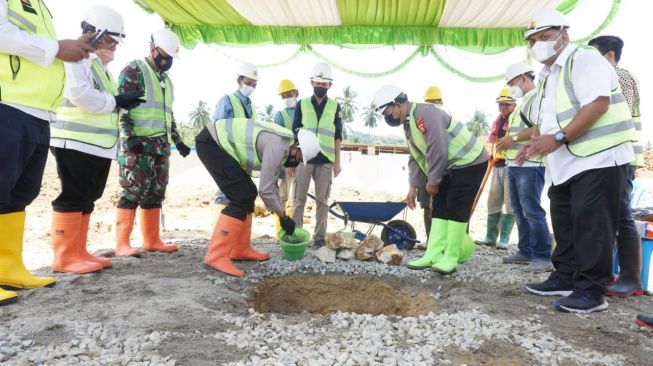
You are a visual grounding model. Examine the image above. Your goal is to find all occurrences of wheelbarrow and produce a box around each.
[307,193,419,250]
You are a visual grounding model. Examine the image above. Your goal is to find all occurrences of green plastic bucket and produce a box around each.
[278,227,310,260]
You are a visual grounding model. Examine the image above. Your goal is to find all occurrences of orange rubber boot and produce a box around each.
[141,208,177,252]
[79,214,112,268]
[204,214,245,277]
[115,208,140,257]
[52,212,103,273]
[231,214,269,261]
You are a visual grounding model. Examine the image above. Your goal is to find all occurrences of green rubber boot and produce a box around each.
[433,220,468,274]
[496,214,515,250]
[407,218,447,270]
[458,234,475,263]
[474,213,500,246]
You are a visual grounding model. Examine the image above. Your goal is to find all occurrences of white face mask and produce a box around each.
[283,97,297,108]
[529,33,563,63]
[509,84,523,99]
[239,85,255,97]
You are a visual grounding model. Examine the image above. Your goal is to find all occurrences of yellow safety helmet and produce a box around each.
[496,88,516,103]
[278,79,297,95]
[423,86,442,101]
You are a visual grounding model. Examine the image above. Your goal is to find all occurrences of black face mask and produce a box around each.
[284,150,301,168]
[313,87,328,98]
[154,52,173,72]
[384,114,401,127]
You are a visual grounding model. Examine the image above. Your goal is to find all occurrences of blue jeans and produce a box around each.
[508,166,551,260]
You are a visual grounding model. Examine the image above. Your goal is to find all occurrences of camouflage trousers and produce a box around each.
[118,152,169,206]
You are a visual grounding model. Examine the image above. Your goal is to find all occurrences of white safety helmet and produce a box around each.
[297,129,320,164]
[524,9,570,40]
[310,62,333,83]
[151,29,180,59]
[84,5,125,44]
[237,63,259,81]
[373,85,403,112]
[505,62,534,83]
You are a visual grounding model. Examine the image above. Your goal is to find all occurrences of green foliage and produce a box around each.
[335,85,359,139]
[345,130,406,145]
[466,109,490,137]
[258,104,276,123]
[361,101,381,136]
[189,100,211,130]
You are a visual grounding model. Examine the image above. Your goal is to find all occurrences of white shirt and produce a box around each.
[507,89,543,168]
[0,0,59,121]
[50,54,118,160]
[537,44,633,185]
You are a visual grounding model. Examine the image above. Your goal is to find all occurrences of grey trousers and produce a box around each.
[279,172,294,211]
[292,163,332,243]
[487,165,512,215]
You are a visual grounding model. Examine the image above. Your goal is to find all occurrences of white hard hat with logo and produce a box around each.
[373,85,403,111]
[524,9,570,40]
[84,5,125,44]
[237,63,259,81]
[310,62,333,83]
[505,62,534,83]
[151,29,180,59]
[297,129,320,164]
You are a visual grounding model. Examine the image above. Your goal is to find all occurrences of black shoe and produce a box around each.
[524,276,573,296]
[554,290,608,314]
[636,314,653,330]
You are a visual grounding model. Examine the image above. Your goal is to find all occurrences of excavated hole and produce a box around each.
[249,274,438,317]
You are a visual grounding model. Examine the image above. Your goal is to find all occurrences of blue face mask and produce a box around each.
[154,52,173,72]
[384,114,401,127]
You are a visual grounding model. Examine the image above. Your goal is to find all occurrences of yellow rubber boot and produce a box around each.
[141,208,177,252]
[407,218,447,269]
[433,220,467,274]
[0,287,18,306]
[0,212,56,289]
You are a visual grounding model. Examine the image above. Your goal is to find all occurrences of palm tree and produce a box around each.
[466,109,490,137]
[336,85,359,138]
[258,104,276,123]
[189,100,210,130]
[361,101,380,137]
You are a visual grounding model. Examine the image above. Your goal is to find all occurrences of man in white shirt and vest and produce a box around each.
[274,79,299,211]
[195,119,319,277]
[49,6,146,274]
[519,10,636,314]
[496,62,552,272]
[291,63,343,248]
[0,0,95,306]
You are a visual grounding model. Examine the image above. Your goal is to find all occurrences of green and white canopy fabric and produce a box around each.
[134,0,617,49]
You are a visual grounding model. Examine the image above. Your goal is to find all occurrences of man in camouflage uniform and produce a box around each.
[114,29,191,257]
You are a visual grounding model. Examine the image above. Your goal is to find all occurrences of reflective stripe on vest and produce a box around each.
[551,46,636,157]
[0,0,65,112]
[506,91,541,163]
[51,58,119,148]
[631,114,644,167]
[207,118,294,174]
[129,59,173,139]
[299,97,337,162]
[228,93,256,119]
[280,109,293,130]
[405,103,484,174]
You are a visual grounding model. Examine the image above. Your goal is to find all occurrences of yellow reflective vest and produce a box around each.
[0,0,65,112]
[128,59,173,139]
[51,58,119,148]
[228,93,256,119]
[506,90,541,163]
[299,97,337,162]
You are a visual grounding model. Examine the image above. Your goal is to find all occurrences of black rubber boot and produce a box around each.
[606,236,644,298]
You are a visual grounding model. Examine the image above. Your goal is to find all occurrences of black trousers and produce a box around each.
[195,128,256,221]
[51,147,111,214]
[618,166,638,237]
[548,164,627,293]
[432,160,488,222]
[0,104,50,214]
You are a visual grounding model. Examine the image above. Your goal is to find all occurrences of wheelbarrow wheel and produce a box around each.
[381,220,416,250]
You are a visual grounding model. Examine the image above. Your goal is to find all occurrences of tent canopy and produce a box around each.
[134,0,589,49]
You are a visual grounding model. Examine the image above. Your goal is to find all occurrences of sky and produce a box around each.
[48,0,651,143]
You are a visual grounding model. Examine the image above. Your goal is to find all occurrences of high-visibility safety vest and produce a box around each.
[406,103,484,174]
[207,117,294,175]
[0,0,65,112]
[279,109,293,130]
[228,93,256,119]
[299,97,337,162]
[128,59,173,139]
[51,58,119,148]
[535,46,636,158]
[506,90,541,163]
[630,101,643,168]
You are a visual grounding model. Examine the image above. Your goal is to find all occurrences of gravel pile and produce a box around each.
[213,309,625,366]
[0,323,175,365]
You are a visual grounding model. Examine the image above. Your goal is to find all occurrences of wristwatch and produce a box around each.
[554,131,569,144]
[511,135,518,142]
